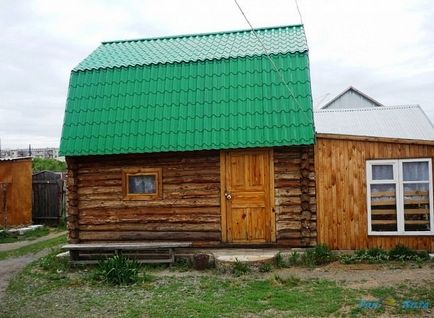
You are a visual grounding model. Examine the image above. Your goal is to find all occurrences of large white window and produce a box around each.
[366,159,434,235]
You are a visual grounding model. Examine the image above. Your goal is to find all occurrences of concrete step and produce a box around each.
[212,249,282,270]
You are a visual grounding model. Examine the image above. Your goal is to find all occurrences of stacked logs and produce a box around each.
[274,146,316,247]
[300,147,316,246]
[65,158,79,243]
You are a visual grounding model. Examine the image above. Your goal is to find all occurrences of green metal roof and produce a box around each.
[60,25,314,156]
[75,25,308,71]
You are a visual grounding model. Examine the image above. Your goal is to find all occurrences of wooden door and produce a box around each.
[221,149,275,243]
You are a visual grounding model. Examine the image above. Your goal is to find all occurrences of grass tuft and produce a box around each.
[94,255,141,285]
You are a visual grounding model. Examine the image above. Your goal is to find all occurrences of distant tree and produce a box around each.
[32,158,66,172]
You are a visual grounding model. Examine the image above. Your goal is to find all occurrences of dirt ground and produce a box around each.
[0,231,66,301]
[274,262,434,289]
[154,261,434,290]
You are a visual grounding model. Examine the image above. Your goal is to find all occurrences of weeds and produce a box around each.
[389,245,430,262]
[232,258,250,276]
[302,244,336,266]
[94,255,141,285]
[275,252,286,268]
[258,263,273,273]
[340,245,430,264]
[340,248,389,264]
[288,251,302,266]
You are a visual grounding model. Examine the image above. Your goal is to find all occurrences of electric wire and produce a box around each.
[233,0,307,113]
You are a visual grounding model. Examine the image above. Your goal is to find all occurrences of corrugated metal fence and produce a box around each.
[32,171,65,226]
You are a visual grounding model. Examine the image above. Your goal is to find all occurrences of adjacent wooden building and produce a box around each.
[0,157,32,227]
[60,25,317,247]
[315,106,434,251]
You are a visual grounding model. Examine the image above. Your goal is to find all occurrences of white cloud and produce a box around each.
[0,0,433,148]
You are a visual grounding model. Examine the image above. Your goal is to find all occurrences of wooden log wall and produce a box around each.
[315,136,434,252]
[67,151,221,245]
[274,146,317,247]
[65,146,316,247]
[66,158,79,243]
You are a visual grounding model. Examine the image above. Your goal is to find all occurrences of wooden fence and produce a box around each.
[32,171,65,226]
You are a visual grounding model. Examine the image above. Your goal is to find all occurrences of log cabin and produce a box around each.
[59,25,317,248]
[315,105,434,252]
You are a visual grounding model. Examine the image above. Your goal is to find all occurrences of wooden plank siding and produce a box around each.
[315,135,434,252]
[65,146,316,247]
[0,158,32,227]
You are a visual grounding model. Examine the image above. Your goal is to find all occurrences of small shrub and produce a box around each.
[275,252,286,268]
[302,244,336,266]
[95,255,140,285]
[389,245,429,262]
[232,259,250,276]
[259,263,273,273]
[288,251,301,266]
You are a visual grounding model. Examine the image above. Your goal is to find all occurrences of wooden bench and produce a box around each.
[62,242,192,264]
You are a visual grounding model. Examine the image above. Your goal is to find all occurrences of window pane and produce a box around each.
[372,165,394,180]
[128,175,156,194]
[403,161,429,181]
[403,183,431,231]
[370,184,397,232]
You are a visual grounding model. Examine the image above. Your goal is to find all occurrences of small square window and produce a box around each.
[122,168,162,200]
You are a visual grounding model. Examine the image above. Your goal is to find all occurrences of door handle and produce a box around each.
[224,192,232,200]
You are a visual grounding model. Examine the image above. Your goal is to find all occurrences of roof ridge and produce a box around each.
[102,24,304,44]
[314,105,420,113]
[320,86,383,109]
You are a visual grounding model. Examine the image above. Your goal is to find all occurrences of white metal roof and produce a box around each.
[321,86,383,109]
[314,105,434,141]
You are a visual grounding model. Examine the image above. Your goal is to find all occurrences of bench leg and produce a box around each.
[169,248,175,263]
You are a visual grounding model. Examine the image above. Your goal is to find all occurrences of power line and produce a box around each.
[295,0,304,25]
[232,0,305,112]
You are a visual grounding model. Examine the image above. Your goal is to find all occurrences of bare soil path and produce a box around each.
[0,250,49,302]
[0,231,67,302]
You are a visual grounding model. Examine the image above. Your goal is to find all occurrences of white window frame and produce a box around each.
[366,158,434,236]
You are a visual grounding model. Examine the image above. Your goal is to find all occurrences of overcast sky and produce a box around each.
[1,0,433,148]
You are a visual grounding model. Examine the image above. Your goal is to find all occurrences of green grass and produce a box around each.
[1,259,351,318]
[2,251,432,318]
[0,226,50,244]
[0,234,66,260]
